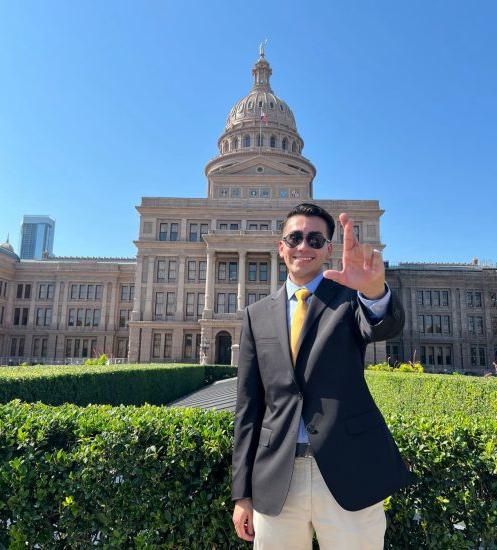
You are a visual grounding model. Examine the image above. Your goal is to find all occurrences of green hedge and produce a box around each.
[365,371,497,420]
[0,364,236,407]
[0,401,495,548]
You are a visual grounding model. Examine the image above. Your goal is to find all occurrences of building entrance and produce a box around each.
[216,331,232,365]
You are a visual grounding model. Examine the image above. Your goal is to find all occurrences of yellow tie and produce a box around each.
[291,288,312,364]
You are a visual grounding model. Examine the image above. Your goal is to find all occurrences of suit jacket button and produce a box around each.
[306,424,317,435]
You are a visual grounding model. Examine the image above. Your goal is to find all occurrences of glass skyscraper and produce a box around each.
[19,216,55,260]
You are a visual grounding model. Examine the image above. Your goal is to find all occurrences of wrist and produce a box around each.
[361,283,386,300]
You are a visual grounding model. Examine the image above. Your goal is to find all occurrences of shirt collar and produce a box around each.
[286,271,324,300]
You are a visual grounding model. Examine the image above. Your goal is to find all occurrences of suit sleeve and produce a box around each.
[354,287,405,343]
[231,306,265,501]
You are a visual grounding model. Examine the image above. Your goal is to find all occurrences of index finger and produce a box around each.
[339,212,357,250]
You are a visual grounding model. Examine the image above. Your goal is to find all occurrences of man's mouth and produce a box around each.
[293,256,314,262]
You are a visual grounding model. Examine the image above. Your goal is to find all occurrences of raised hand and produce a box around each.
[323,213,386,299]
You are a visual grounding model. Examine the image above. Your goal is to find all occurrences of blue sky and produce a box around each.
[0,1,495,264]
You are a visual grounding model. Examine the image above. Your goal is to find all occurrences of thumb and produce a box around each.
[323,269,345,285]
[246,509,255,536]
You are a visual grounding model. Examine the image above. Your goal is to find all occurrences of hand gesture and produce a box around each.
[323,213,386,299]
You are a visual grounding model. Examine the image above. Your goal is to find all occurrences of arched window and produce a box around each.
[248,101,253,109]
[292,141,297,152]
[257,134,264,147]
[234,137,239,150]
[222,141,228,153]
[282,138,287,151]
[270,135,276,148]
[270,101,274,109]
[243,134,251,148]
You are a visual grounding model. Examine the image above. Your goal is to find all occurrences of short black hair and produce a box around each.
[281,203,335,240]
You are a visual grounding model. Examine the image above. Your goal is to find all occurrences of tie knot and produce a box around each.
[295,288,311,303]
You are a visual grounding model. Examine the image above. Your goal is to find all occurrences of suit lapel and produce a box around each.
[270,284,295,383]
[295,278,337,363]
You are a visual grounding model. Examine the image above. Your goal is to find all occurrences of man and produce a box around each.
[232,203,413,549]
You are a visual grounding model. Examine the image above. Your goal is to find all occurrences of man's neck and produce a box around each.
[288,271,323,287]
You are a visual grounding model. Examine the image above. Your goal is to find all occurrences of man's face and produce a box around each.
[278,215,333,286]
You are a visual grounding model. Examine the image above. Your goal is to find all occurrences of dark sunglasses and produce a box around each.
[282,231,332,249]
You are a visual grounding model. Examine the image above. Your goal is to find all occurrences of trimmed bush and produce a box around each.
[0,364,235,407]
[0,401,495,548]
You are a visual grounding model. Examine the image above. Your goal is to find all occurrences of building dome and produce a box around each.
[225,55,297,132]
[0,241,14,253]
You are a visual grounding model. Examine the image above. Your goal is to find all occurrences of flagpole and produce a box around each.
[259,108,262,153]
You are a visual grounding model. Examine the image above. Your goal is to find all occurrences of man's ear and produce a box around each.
[278,241,284,258]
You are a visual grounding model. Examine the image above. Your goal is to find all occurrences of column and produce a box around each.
[51,278,61,328]
[143,257,155,321]
[204,249,215,316]
[270,251,278,293]
[237,250,246,311]
[107,280,117,330]
[131,257,144,322]
[180,219,188,241]
[100,282,109,330]
[175,256,186,321]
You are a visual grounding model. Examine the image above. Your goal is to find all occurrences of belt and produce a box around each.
[295,443,313,457]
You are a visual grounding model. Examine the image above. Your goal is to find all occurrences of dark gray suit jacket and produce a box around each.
[232,277,414,515]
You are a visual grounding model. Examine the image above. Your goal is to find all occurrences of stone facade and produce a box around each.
[1,52,496,373]
[386,262,497,374]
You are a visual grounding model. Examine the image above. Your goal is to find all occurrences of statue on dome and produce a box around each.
[259,39,268,57]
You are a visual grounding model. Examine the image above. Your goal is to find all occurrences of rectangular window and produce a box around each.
[248,293,256,305]
[445,346,452,365]
[259,262,268,282]
[71,285,78,299]
[200,223,209,239]
[217,293,225,313]
[480,347,486,366]
[425,315,433,334]
[159,223,168,241]
[38,283,54,299]
[119,309,128,328]
[121,285,130,301]
[436,346,444,366]
[85,309,92,327]
[13,308,20,325]
[152,334,161,358]
[198,260,206,281]
[164,333,172,358]
[82,339,89,358]
[168,260,177,281]
[170,223,179,241]
[432,291,440,307]
[230,223,239,230]
[21,308,28,326]
[197,293,205,317]
[74,339,80,357]
[65,339,72,358]
[79,284,87,300]
[491,292,497,307]
[10,338,17,356]
[248,262,257,282]
[423,291,431,306]
[189,223,198,242]
[186,293,195,316]
[18,337,25,357]
[466,291,473,307]
[184,334,193,359]
[229,262,238,282]
[441,291,449,307]
[95,285,103,300]
[116,338,128,358]
[157,260,167,281]
[492,316,497,336]
[476,317,484,335]
[166,292,176,316]
[93,309,100,327]
[68,308,76,327]
[433,315,442,334]
[219,223,228,230]
[32,337,40,357]
[154,292,164,317]
[76,309,84,327]
[475,292,482,308]
[187,261,197,281]
[88,285,95,300]
[416,291,423,306]
[279,263,287,282]
[228,293,237,313]
[218,262,226,281]
[442,316,451,334]
[17,284,23,299]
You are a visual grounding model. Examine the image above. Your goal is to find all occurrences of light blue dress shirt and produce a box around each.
[285,271,392,443]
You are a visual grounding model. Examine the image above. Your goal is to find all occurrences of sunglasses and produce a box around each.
[282,231,332,249]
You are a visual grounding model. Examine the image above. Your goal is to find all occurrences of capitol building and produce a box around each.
[1,52,496,373]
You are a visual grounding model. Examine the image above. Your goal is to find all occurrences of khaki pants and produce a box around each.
[253,457,386,550]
